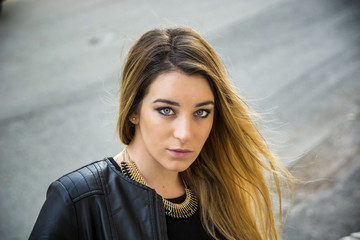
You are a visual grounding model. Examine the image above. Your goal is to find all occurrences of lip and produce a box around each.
[167,148,193,158]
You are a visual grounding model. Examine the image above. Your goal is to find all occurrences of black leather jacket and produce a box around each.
[29,158,168,240]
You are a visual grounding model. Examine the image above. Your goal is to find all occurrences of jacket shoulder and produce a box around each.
[57,160,109,202]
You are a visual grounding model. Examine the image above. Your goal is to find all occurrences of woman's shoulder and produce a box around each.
[52,158,114,202]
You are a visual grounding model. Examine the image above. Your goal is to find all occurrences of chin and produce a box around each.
[165,160,194,173]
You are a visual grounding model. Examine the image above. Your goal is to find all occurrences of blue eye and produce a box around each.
[157,107,174,116]
[195,109,210,118]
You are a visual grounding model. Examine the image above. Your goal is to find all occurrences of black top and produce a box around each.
[166,194,213,240]
[110,158,213,240]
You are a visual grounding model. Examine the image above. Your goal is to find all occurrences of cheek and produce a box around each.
[197,119,214,144]
[140,112,170,141]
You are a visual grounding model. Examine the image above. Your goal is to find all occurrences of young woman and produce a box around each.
[30,27,292,240]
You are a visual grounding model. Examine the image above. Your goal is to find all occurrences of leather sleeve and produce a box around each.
[29,181,78,240]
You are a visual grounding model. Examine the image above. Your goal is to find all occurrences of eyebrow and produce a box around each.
[153,99,214,107]
[195,101,215,107]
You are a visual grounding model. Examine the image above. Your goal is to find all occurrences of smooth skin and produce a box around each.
[115,71,214,198]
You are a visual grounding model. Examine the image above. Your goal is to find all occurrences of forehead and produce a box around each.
[144,71,214,103]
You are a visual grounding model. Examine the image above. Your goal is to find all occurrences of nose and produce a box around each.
[173,115,193,143]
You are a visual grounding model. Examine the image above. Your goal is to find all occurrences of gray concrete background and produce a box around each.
[0,0,359,239]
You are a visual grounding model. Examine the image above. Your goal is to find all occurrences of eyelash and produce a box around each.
[156,107,211,118]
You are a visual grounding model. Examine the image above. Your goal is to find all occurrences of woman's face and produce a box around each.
[131,71,215,173]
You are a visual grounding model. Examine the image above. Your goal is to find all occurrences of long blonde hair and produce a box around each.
[117,27,293,240]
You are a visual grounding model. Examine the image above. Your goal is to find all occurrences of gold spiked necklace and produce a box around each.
[119,149,198,218]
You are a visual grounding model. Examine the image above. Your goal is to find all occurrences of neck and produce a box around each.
[116,145,185,199]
